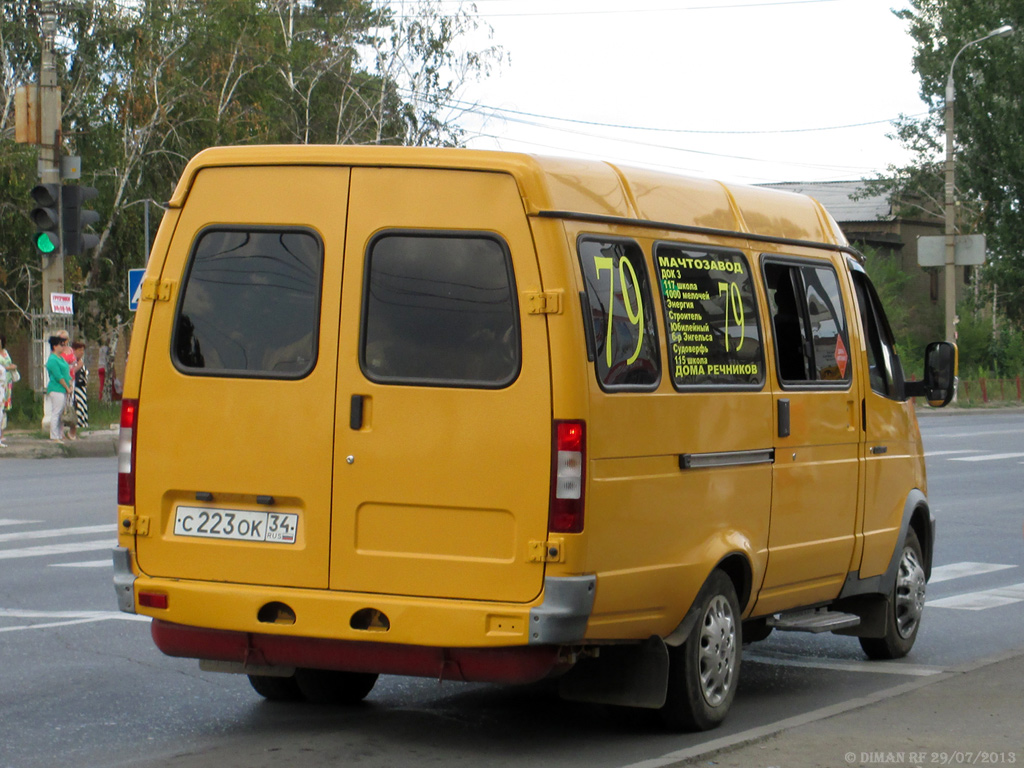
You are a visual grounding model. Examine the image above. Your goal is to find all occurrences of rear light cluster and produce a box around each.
[549,420,585,533]
[117,399,139,506]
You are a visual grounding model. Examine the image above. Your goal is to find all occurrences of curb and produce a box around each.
[0,429,118,459]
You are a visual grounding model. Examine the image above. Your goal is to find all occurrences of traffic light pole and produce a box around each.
[38,0,63,306]
[36,0,62,410]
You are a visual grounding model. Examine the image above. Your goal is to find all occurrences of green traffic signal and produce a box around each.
[34,231,59,254]
[30,183,61,255]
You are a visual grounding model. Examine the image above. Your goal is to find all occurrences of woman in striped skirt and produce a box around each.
[71,341,89,437]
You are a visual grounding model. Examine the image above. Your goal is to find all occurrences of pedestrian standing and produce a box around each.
[0,334,18,448]
[70,341,89,437]
[45,336,73,442]
[98,342,109,400]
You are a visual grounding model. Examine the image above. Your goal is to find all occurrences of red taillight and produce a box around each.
[117,399,139,506]
[549,420,585,533]
[138,592,168,609]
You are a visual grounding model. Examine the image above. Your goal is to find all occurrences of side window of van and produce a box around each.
[578,238,660,390]
[851,270,905,399]
[763,260,852,386]
[362,232,520,388]
[653,244,764,389]
[173,228,322,378]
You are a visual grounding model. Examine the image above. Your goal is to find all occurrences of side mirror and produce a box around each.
[905,342,958,407]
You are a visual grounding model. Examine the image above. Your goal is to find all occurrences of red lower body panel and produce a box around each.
[151,620,561,684]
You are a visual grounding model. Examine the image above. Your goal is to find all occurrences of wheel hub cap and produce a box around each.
[698,595,737,707]
[895,545,926,639]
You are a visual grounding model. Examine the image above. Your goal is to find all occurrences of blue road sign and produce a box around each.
[128,268,146,312]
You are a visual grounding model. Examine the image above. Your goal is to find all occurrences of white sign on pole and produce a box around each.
[917,234,987,267]
[50,292,74,314]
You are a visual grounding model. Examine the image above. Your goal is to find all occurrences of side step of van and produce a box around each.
[767,608,861,634]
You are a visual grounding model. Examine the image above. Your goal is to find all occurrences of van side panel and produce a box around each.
[553,224,773,639]
[133,166,348,591]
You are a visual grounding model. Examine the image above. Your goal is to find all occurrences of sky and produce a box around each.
[449,0,929,186]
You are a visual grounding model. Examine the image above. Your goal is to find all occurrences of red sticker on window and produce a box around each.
[835,336,849,378]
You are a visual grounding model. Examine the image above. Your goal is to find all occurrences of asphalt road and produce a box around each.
[1,409,1021,768]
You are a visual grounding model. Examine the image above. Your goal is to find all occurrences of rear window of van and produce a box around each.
[173,228,323,378]
[361,232,520,388]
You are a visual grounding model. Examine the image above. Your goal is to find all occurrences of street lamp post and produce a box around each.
[943,24,1014,346]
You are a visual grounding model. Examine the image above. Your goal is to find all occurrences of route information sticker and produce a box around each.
[654,245,764,388]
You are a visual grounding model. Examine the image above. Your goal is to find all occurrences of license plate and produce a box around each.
[173,506,298,544]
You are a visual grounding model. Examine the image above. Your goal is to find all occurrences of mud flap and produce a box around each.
[558,636,669,709]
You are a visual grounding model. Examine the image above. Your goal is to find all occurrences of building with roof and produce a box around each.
[761,180,956,345]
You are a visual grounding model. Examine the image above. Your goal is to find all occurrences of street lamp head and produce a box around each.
[988,25,1014,39]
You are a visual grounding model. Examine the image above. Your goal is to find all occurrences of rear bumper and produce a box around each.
[152,619,564,683]
[115,548,596,651]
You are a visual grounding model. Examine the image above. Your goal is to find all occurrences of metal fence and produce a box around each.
[958,377,1024,406]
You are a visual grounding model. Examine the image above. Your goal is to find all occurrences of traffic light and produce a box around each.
[62,184,100,255]
[30,183,61,255]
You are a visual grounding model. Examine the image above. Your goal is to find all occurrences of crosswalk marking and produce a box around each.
[949,452,1024,462]
[928,583,1024,611]
[0,524,116,543]
[0,540,115,561]
[0,519,41,527]
[929,562,1017,584]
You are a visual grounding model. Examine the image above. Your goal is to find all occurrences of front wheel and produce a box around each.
[860,528,926,660]
[659,570,742,731]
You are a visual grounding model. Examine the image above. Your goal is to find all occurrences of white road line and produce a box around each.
[0,540,115,560]
[0,524,116,543]
[924,450,983,457]
[949,452,1024,462]
[0,608,149,633]
[744,651,944,677]
[929,562,1017,583]
[0,617,115,633]
[928,583,1024,610]
[49,559,111,569]
[0,519,41,527]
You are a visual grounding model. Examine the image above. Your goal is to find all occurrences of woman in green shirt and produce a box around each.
[46,335,73,442]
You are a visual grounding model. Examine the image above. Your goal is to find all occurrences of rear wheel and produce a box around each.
[860,528,926,660]
[248,673,303,702]
[660,570,742,731]
[294,668,379,705]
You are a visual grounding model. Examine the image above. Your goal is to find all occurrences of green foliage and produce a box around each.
[5,380,40,429]
[870,2,1024,329]
[1,0,503,339]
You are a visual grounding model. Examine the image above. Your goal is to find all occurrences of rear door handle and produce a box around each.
[350,395,365,430]
[870,445,888,455]
[777,399,790,438]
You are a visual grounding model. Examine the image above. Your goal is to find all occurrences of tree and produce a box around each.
[0,0,503,341]
[866,2,1024,326]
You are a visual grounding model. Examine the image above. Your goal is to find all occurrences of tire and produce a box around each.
[248,673,304,702]
[659,570,742,731]
[860,528,926,660]
[294,668,379,706]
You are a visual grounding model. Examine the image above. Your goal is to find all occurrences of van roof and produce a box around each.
[170,145,849,249]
